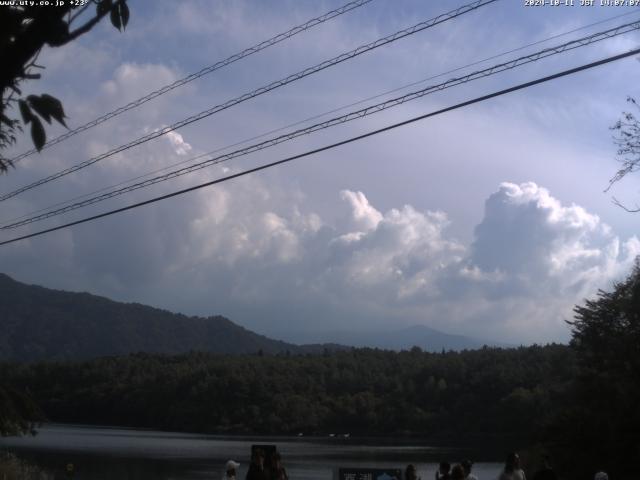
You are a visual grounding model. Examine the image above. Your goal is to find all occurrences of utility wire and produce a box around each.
[0,0,498,203]
[1,46,638,248]
[4,19,639,230]
[4,7,637,231]
[5,8,635,228]
[7,0,376,164]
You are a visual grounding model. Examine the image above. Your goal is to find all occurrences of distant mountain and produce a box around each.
[281,325,509,352]
[0,273,336,362]
[0,273,507,362]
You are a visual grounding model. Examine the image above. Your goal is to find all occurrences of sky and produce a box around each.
[1,0,640,345]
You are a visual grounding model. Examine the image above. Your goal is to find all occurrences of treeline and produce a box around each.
[1,345,574,440]
[2,263,639,479]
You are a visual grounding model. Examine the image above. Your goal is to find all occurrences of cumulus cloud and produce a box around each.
[178,182,638,342]
[434,182,640,340]
[3,0,638,346]
[100,63,180,102]
[467,182,638,296]
[9,175,639,345]
[165,131,193,156]
[3,56,638,346]
[339,190,383,231]
[328,192,464,302]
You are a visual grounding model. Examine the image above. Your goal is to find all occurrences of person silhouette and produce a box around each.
[224,460,240,480]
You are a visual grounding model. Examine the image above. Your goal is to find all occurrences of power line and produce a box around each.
[1,46,638,248]
[6,8,635,228]
[10,8,638,227]
[0,0,498,203]
[5,19,637,228]
[4,19,639,230]
[7,0,376,164]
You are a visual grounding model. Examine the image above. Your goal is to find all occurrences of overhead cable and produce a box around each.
[4,20,639,230]
[6,7,635,228]
[1,46,638,247]
[0,0,498,202]
[7,0,376,164]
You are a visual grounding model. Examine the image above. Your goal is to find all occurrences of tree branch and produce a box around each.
[65,2,122,44]
[612,196,640,213]
[65,13,105,44]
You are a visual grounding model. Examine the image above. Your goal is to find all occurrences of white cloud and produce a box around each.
[179,181,636,343]
[3,1,640,347]
[339,190,382,231]
[101,62,180,102]
[165,131,193,156]
[328,194,464,299]
[441,181,640,340]
[2,176,637,344]
[468,182,629,294]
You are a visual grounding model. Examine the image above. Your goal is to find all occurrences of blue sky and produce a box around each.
[1,0,640,344]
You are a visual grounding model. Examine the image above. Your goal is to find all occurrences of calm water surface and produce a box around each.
[0,424,503,479]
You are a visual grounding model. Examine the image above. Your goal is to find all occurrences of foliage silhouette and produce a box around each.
[0,0,129,172]
[547,260,640,479]
[1,345,575,440]
[608,97,640,211]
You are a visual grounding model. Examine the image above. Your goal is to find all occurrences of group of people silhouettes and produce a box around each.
[423,452,550,480]
[406,452,537,480]
[408,452,608,480]
[222,449,610,480]
[497,452,608,480]
[223,446,288,480]
[405,459,477,480]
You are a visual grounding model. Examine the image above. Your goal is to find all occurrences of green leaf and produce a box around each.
[27,95,52,124]
[30,116,46,152]
[110,4,122,31]
[39,94,68,128]
[110,1,129,32]
[120,1,130,30]
[18,100,33,124]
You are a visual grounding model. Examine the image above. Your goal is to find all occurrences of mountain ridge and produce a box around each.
[277,323,509,352]
[0,273,319,361]
[0,273,503,361]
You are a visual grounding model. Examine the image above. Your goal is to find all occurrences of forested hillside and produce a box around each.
[0,273,318,360]
[2,263,639,479]
[0,273,482,360]
[1,345,575,439]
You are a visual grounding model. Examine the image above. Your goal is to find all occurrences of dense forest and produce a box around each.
[0,345,574,438]
[1,263,639,479]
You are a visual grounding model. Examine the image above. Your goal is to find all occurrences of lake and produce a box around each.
[0,424,504,479]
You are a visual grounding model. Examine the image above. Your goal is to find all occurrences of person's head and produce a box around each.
[541,454,551,469]
[225,460,240,477]
[251,449,265,467]
[505,452,520,471]
[405,464,417,480]
[461,460,473,476]
[594,472,609,480]
[439,461,451,474]
[451,465,465,480]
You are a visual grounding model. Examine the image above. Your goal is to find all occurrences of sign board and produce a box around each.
[338,468,402,480]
